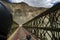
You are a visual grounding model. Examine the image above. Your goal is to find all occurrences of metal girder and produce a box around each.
[23,3,60,40]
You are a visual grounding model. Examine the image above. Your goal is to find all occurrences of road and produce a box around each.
[7,26,36,40]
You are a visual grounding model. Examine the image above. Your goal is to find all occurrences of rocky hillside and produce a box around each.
[3,1,48,24]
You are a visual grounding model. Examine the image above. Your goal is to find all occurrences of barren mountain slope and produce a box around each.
[3,1,47,24]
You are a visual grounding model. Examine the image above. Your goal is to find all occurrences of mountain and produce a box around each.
[2,1,48,24]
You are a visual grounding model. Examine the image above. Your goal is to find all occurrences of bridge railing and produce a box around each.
[22,3,60,40]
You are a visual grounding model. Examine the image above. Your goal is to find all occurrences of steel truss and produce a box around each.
[23,3,60,40]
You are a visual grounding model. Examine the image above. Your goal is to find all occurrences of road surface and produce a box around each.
[7,26,36,40]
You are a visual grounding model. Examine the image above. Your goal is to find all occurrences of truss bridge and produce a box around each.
[22,3,60,40]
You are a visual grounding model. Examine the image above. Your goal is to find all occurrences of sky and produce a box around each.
[8,0,60,8]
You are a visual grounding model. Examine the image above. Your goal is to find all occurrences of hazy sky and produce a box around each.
[8,0,60,8]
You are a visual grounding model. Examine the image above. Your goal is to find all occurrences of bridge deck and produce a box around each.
[7,26,36,40]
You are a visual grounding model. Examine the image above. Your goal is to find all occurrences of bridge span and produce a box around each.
[8,3,60,40]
